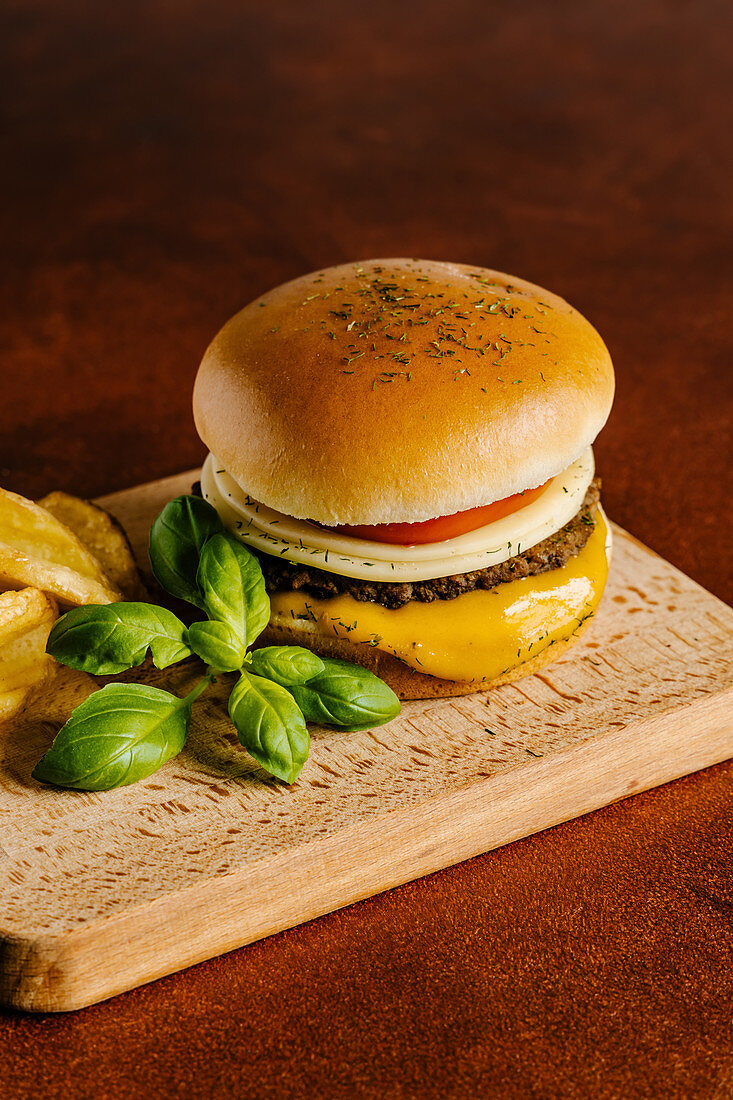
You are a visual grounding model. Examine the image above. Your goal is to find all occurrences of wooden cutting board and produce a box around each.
[1,470,732,1012]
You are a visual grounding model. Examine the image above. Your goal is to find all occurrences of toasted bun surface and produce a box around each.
[256,618,592,700]
[193,258,614,526]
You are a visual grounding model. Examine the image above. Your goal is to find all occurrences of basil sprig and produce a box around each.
[248,645,325,685]
[229,671,309,784]
[186,619,246,673]
[46,603,192,675]
[37,495,401,791]
[197,533,270,647]
[32,681,201,791]
[288,658,400,731]
[149,495,224,608]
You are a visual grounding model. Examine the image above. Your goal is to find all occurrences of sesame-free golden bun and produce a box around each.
[193,259,614,526]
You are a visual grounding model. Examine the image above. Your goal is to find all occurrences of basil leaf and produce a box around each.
[46,603,191,675]
[32,683,190,791]
[186,619,246,673]
[288,658,401,731]
[149,495,224,607]
[197,533,270,647]
[228,670,309,784]
[248,646,325,686]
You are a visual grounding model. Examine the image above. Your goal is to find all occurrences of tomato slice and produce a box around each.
[320,481,550,546]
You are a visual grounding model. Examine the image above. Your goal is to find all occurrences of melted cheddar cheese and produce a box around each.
[269,511,610,684]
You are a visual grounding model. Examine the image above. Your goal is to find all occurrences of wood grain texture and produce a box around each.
[1,470,731,1012]
[1,0,731,1090]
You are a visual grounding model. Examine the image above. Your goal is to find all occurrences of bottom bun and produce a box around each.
[255,618,592,701]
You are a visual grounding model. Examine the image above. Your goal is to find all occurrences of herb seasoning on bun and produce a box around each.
[194,259,614,699]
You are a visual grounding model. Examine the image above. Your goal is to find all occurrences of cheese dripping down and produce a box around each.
[266,508,612,683]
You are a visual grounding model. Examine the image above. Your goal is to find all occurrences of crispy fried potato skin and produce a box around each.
[39,491,147,601]
[0,485,143,725]
[0,487,121,606]
[0,587,58,723]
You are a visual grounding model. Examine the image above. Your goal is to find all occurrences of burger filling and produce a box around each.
[255,480,601,609]
[265,507,609,684]
[200,454,610,684]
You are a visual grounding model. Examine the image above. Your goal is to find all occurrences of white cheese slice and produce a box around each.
[201,448,595,582]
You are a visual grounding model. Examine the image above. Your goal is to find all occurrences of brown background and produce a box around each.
[1,1,732,1097]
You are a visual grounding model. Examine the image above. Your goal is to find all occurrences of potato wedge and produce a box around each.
[0,587,58,723]
[38,491,147,601]
[0,488,121,606]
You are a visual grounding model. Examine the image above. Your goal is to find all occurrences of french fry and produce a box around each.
[0,588,58,723]
[0,488,121,606]
[38,491,147,601]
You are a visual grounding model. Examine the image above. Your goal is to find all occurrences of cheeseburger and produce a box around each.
[194,259,614,700]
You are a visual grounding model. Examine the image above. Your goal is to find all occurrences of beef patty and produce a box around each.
[254,479,602,610]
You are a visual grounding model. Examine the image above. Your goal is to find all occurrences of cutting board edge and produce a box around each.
[3,687,731,1013]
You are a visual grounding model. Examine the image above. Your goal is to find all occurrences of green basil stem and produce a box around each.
[181,668,218,708]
